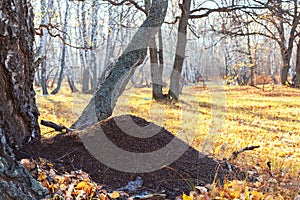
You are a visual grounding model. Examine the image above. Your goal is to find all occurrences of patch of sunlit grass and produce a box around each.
[35,83,300,198]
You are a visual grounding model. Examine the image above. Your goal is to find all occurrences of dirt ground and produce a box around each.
[15,115,246,199]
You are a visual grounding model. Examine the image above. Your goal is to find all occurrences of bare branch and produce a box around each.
[35,24,94,50]
[190,5,266,19]
[103,0,147,15]
[229,145,260,161]
[165,16,180,25]
[41,120,74,133]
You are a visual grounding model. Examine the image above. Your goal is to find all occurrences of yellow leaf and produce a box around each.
[109,191,120,199]
[76,181,93,195]
[182,193,193,200]
[47,162,54,168]
[76,181,88,189]
[250,190,264,200]
[52,12,58,20]
[37,173,47,181]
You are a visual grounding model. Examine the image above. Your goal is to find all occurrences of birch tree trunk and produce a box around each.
[39,0,54,95]
[78,2,90,93]
[98,8,117,89]
[0,0,49,198]
[90,0,100,90]
[51,0,69,94]
[72,0,168,129]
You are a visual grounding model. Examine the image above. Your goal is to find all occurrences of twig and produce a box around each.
[41,120,74,133]
[229,145,260,161]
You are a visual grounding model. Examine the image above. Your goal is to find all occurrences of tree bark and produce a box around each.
[168,0,191,101]
[72,0,168,129]
[0,128,48,199]
[150,37,165,100]
[39,0,54,95]
[158,28,164,86]
[90,0,100,90]
[0,0,41,149]
[0,0,49,198]
[246,20,255,86]
[276,0,299,84]
[145,0,164,100]
[79,2,90,93]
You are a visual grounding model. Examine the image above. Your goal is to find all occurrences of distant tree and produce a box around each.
[151,28,165,100]
[51,0,70,94]
[77,1,90,93]
[295,40,300,87]
[215,0,300,85]
[38,0,55,95]
[89,0,100,90]
[252,0,300,85]
[168,0,191,101]
[145,0,165,100]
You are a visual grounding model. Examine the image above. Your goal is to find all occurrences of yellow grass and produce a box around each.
[35,84,300,198]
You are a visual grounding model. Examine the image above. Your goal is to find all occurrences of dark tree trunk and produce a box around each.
[66,58,79,93]
[168,0,191,101]
[72,0,168,129]
[158,28,164,84]
[51,42,66,94]
[0,0,48,198]
[246,23,255,86]
[281,56,290,85]
[149,37,164,100]
[277,0,299,84]
[145,0,164,100]
[67,75,79,92]
[151,28,165,100]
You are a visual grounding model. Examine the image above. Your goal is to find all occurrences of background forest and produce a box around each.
[33,0,300,95]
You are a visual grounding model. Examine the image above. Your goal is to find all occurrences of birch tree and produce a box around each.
[0,0,49,198]
[51,0,69,94]
[73,0,168,129]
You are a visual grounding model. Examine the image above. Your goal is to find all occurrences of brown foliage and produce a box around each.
[255,75,278,85]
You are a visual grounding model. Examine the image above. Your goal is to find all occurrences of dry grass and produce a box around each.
[36,83,300,198]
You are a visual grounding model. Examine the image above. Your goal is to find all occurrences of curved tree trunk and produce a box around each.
[72,0,168,129]
[0,0,48,198]
[168,0,191,101]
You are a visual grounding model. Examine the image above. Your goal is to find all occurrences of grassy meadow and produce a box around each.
[36,83,300,199]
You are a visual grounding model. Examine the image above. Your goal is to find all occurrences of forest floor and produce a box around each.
[17,84,300,199]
